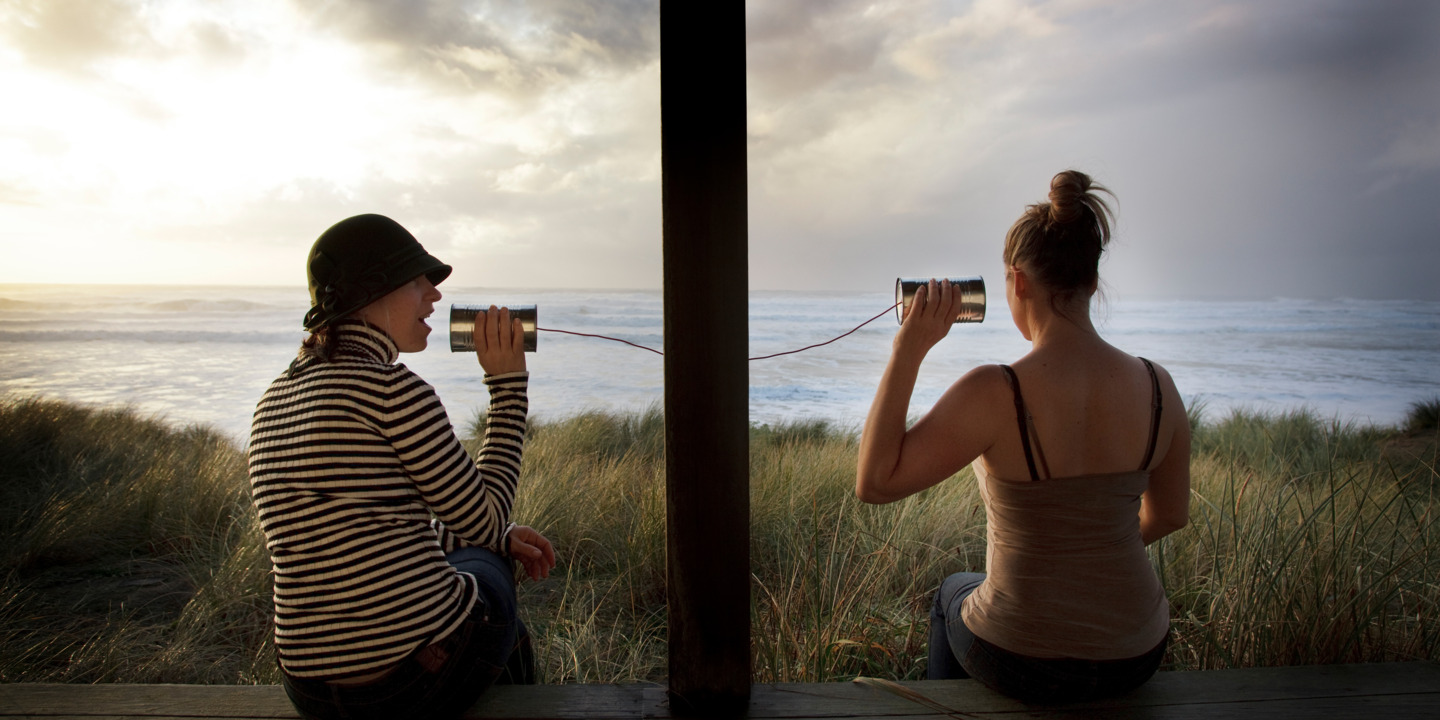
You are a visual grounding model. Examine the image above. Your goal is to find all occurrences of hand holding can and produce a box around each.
[452,304,533,375]
[451,304,538,353]
[895,277,985,325]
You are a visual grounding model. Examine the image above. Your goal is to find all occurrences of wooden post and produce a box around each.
[660,1,750,716]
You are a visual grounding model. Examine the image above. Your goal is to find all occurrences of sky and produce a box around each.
[1,0,1438,300]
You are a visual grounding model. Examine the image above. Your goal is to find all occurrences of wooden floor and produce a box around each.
[2,662,1437,719]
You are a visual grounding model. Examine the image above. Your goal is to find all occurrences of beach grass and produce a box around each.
[1,396,1436,684]
[1405,396,1440,433]
[0,397,273,683]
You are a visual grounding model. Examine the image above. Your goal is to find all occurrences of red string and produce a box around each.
[536,327,665,356]
[536,301,901,361]
[746,301,900,360]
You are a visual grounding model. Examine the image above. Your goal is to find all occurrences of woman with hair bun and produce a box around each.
[856,171,1190,702]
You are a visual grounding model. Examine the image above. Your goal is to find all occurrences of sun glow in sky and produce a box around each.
[2,0,1438,299]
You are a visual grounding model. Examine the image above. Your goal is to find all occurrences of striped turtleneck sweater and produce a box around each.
[247,320,528,679]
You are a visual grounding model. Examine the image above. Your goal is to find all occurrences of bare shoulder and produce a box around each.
[961,362,1012,386]
[1140,356,1175,382]
[951,363,1013,405]
[927,364,1014,429]
[1139,357,1184,406]
[900,363,1013,479]
[1136,357,1192,462]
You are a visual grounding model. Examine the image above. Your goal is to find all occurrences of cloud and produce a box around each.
[0,178,38,205]
[0,0,150,75]
[299,0,657,97]
[746,0,891,99]
[1373,120,1440,178]
[1233,0,1440,79]
[889,0,1057,82]
[0,0,255,76]
[198,161,664,289]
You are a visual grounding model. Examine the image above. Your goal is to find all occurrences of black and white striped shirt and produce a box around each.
[247,320,527,679]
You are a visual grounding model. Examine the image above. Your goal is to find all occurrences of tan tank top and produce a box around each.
[959,361,1170,660]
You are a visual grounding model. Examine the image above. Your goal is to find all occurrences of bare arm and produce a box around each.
[856,280,996,504]
[1139,364,1191,544]
[855,337,928,503]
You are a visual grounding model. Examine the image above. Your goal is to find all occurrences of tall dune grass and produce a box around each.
[0,397,272,683]
[1165,409,1439,668]
[2,396,1436,684]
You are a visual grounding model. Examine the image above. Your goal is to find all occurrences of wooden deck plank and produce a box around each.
[0,683,296,718]
[466,683,646,718]
[733,661,1440,717]
[3,662,1437,720]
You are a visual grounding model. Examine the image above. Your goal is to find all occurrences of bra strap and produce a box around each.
[999,365,1041,482]
[1138,357,1163,471]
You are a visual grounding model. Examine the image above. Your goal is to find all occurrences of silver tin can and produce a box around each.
[450,304,538,353]
[895,277,986,325]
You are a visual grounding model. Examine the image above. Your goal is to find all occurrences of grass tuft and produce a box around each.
[1405,397,1440,434]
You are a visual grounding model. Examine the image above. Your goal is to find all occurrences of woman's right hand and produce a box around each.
[895,279,966,357]
[506,525,556,580]
[473,306,527,375]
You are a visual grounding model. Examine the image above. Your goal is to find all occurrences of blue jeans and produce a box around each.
[928,572,1166,703]
[280,547,534,720]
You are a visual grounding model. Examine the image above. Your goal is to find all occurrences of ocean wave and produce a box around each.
[0,329,302,344]
[2,297,297,315]
[144,299,290,313]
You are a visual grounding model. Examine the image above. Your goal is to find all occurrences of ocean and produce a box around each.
[1,284,1437,445]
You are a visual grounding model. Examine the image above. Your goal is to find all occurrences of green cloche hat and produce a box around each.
[302,214,452,331]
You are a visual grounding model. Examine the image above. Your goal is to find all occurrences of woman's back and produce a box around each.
[961,338,1174,659]
[979,340,1177,483]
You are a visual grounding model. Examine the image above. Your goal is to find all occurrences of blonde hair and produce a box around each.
[1003,170,1115,314]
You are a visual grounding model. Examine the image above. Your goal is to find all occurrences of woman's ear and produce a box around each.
[1010,265,1029,298]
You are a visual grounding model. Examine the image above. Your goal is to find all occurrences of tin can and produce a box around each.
[450,304,538,353]
[895,277,986,325]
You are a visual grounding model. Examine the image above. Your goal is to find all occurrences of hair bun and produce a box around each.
[1002,168,1115,312]
[1047,170,1091,224]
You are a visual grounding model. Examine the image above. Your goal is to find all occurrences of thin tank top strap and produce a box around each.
[1138,357,1163,471]
[999,365,1042,482]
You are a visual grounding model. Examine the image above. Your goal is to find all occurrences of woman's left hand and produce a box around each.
[506,525,556,580]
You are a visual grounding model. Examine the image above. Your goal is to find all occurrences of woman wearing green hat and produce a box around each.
[248,214,555,720]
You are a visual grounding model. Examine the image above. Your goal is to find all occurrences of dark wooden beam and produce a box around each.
[660,1,750,716]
